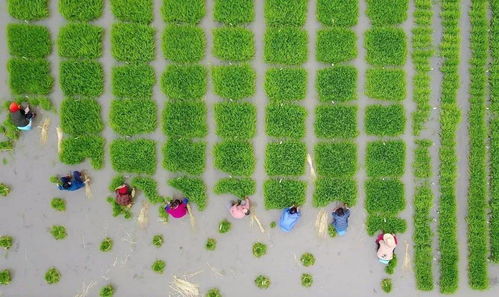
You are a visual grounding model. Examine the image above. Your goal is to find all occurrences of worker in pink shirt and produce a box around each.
[229,197,251,219]
[165,198,189,218]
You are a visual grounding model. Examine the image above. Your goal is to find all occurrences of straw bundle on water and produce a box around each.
[56,127,63,152]
[82,173,93,199]
[403,242,411,271]
[137,202,149,229]
[40,117,50,145]
[250,211,265,233]
[307,153,316,180]
[315,209,328,239]
[186,203,196,230]
[170,275,199,297]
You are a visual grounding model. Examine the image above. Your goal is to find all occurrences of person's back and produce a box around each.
[10,110,29,127]
[230,198,250,219]
[165,198,188,218]
[279,207,301,232]
[115,184,133,206]
[58,171,85,191]
[332,207,350,235]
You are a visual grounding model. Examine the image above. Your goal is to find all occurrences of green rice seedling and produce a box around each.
[264,27,307,65]
[158,206,168,222]
[161,65,207,100]
[214,178,256,198]
[215,102,256,139]
[45,267,61,284]
[162,0,205,24]
[214,141,255,176]
[60,60,104,97]
[205,288,222,297]
[0,142,14,152]
[49,176,60,184]
[300,253,315,267]
[58,23,103,59]
[264,0,307,26]
[7,24,51,58]
[112,65,155,99]
[51,198,66,211]
[0,236,13,250]
[163,101,207,137]
[212,64,256,100]
[316,28,357,64]
[265,68,307,101]
[132,176,166,204]
[152,235,164,247]
[107,197,132,219]
[60,135,105,169]
[110,99,157,136]
[366,0,408,25]
[366,215,407,236]
[59,0,103,21]
[316,66,357,102]
[366,68,406,101]
[169,176,207,210]
[50,225,67,240]
[214,0,254,25]
[365,104,406,136]
[8,0,48,20]
[315,142,357,177]
[110,139,156,175]
[366,141,406,177]
[254,275,271,289]
[151,260,166,273]
[100,237,113,252]
[163,25,206,63]
[60,98,103,135]
[205,238,217,251]
[414,185,434,290]
[266,103,306,139]
[385,254,397,274]
[316,0,358,26]
[111,0,153,23]
[100,284,114,297]
[414,140,432,179]
[252,242,267,258]
[301,273,313,288]
[365,28,407,66]
[0,184,11,197]
[0,270,12,285]
[381,278,392,293]
[8,58,53,95]
[265,141,306,176]
[111,23,155,63]
[315,105,358,138]
[328,225,336,238]
[213,27,255,61]
[163,139,206,175]
[264,179,306,209]
[365,178,405,214]
[314,177,357,207]
[270,221,277,228]
[218,219,232,233]
[109,175,125,192]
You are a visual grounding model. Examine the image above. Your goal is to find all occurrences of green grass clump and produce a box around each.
[109,175,125,192]
[215,178,256,198]
[212,64,256,100]
[414,140,432,179]
[107,196,132,219]
[252,242,267,258]
[110,99,157,136]
[111,0,153,23]
[60,98,103,135]
[264,27,307,65]
[367,215,407,235]
[0,236,13,250]
[0,184,11,197]
[112,23,155,63]
[366,141,406,177]
[60,60,104,97]
[300,253,315,267]
[367,0,408,25]
[213,27,254,62]
[45,267,61,284]
[205,288,222,297]
[169,176,207,210]
[100,284,114,297]
[59,0,103,21]
[205,238,217,251]
[163,102,207,137]
[152,235,164,247]
[8,58,53,95]
[266,103,306,139]
[60,135,105,169]
[214,141,255,176]
[265,141,306,176]
[162,0,205,24]
[314,177,357,207]
[100,237,113,252]
[58,23,103,59]
[366,104,405,136]
[163,25,205,63]
[51,198,66,211]
[218,219,232,234]
[7,24,51,58]
[265,0,307,26]
[365,179,405,214]
[385,254,397,274]
[163,139,206,175]
[131,176,166,204]
[381,278,392,293]
[316,66,357,102]
[317,0,358,26]
[9,0,48,20]
[215,102,256,139]
[254,275,271,289]
[328,225,337,238]
[152,260,166,273]
[301,273,313,288]
[110,139,156,175]
[366,68,406,101]
[270,221,277,228]
[315,105,358,138]
[264,179,306,209]
[113,65,155,99]
[365,28,407,66]
[315,142,356,177]
[316,28,357,64]
[50,225,67,240]
[162,65,207,100]
[214,0,254,25]
[0,269,11,285]
[265,68,307,101]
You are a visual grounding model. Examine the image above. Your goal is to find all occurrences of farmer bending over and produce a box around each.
[9,102,36,131]
[165,198,189,218]
[57,171,85,191]
[332,205,350,236]
[115,184,135,207]
[376,233,398,264]
[279,205,301,232]
[229,197,250,219]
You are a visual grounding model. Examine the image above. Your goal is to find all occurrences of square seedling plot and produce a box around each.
[57,23,103,59]
[264,0,307,26]
[163,139,206,175]
[60,60,104,97]
[110,99,157,136]
[315,105,358,139]
[215,102,256,139]
[365,178,405,214]
[163,102,207,137]
[367,214,407,235]
[215,177,256,198]
[366,68,406,101]
[112,65,155,99]
[162,0,205,24]
[316,28,357,64]
[316,66,357,102]
[111,139,157,175]
[7,24,51,58]
[60,135,105,169]
[366,141,406,177]
[214,140,255,176]
[112,23,155,63]
[169,176,207,210]
[214,0,254,25]
[111,0,153,23]
[265,68,307,101]
[163,25,206,63]
[315,142,357,177]
[161,65,207,100]
[317,0,358,26]
[367,0,408,26]
[59,0,103,21]
[264,27,308,65]
[266,103,307,139]
[313,177,357,207]
[265,141,306,176]
[264,179,306,209]
[8,58,53,95]
[365,104,406,136]
[365,28,407,66]
[60,98,103,135]
[213,27,255,62]
[212,64,256,100]
[9,0,49,20]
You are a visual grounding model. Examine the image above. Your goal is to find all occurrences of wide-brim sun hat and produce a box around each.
[383,233,396,248]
